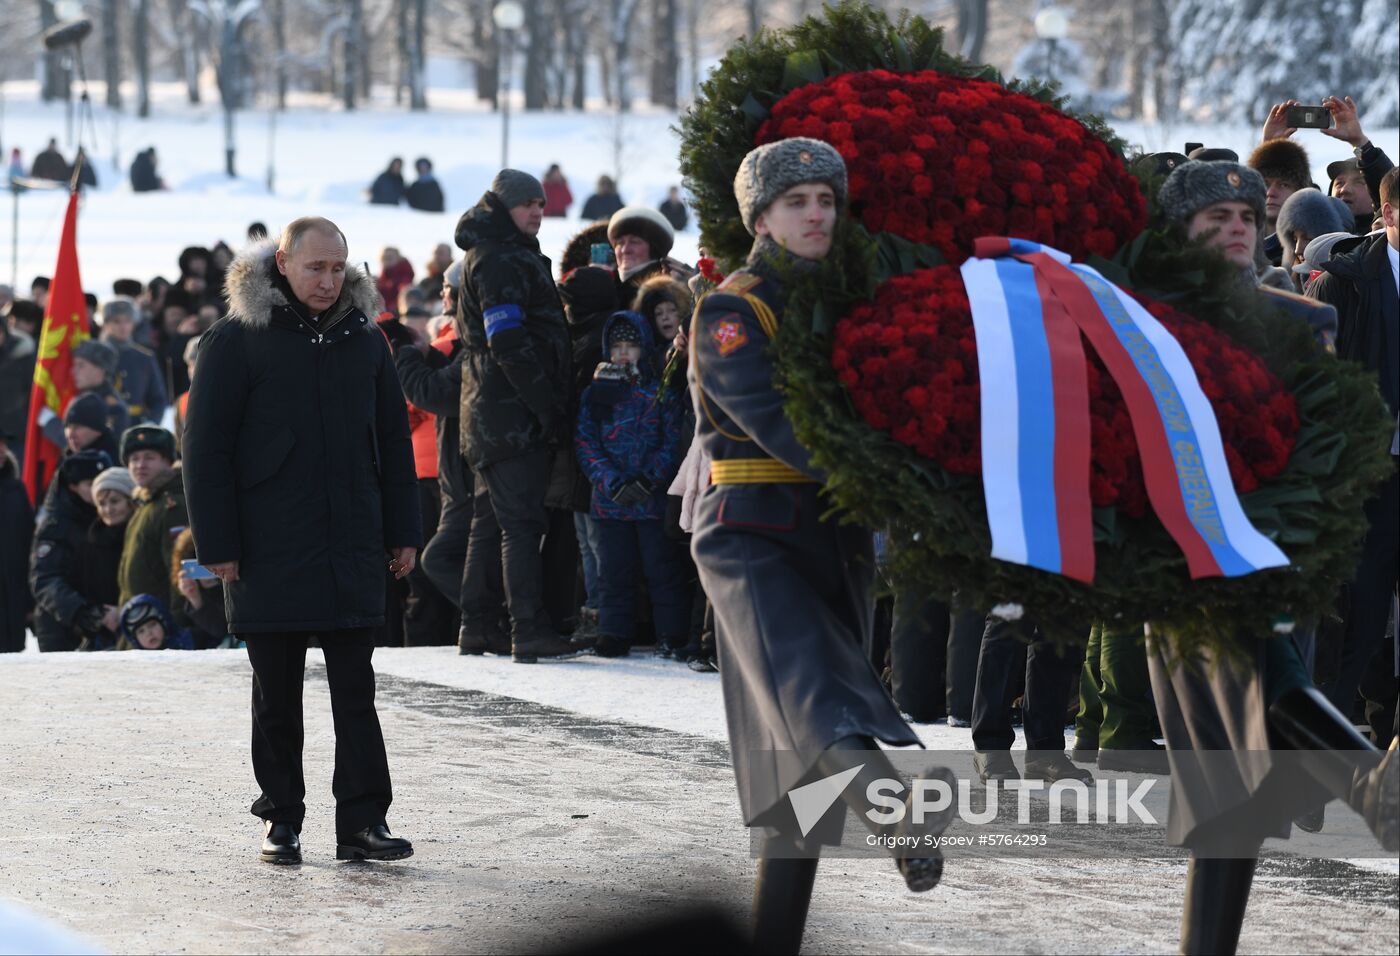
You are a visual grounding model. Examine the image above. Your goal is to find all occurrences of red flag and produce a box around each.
[22,192,89,505]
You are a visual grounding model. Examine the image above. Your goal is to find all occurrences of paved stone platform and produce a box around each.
[1,651,1395,954]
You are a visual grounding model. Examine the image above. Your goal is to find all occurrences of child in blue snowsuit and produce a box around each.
[575,311,688,658]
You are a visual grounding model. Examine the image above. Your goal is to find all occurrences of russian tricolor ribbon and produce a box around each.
[960,237,1289,584]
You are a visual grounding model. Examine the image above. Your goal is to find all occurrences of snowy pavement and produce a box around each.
[1,648,1395,954]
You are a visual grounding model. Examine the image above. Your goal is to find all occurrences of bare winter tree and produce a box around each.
[343,0,364,109]
[607,0,643,112]
[39,0,71,104]
[523,0,553,110]
[101,0,122,108]
[269,0,288,109]
[132,0,152,117]
[559,0,588,109]
[650,0,677,108]
[191,0,261,175]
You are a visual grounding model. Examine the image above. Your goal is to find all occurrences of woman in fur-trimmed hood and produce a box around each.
[182,220,421,634]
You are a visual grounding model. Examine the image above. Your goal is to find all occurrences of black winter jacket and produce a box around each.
[1310,234,1399,415]
[454,193,571,468]
[29,483,104,645]
[0,330,36,458]
[0,453,34,652]
[182,242,422,633]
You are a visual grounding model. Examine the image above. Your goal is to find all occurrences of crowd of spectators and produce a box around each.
[2,98,1394,795]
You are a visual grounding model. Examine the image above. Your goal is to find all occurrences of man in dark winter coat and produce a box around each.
[28,450,114,652]
[183,216,421,865]
[658,186,688,232]
[453,170,577,662]
[1248,137,1312,266]
[0,321,36,468]
[30,139,68,182]
[1309,166,1399,742]
[580,175,624,221]
[406,157,445,213]
[0,432,34,653]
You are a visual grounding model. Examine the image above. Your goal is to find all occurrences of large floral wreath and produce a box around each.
[678,1,1393,651]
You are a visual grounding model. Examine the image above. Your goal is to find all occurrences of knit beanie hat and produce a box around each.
[63,392,109,432]
[607,314,644,349]
[73,339,119,378]
[489,169,545,209]
[734,137,848,235]
[607,206,675,260]
[1158,161,1268,228]
[91,466,136,500]
[59,449,112,486]
[119,424,176,465]
[1248,138,1312,188]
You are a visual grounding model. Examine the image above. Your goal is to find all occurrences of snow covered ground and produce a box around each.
[1,80,1394,295]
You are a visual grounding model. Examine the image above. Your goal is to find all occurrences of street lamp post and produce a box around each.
[1033,6,1069,87]
[492,1,525,170]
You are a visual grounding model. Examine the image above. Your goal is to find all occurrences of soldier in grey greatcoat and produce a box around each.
[1148,159,1397,955]
[688,139,954,954]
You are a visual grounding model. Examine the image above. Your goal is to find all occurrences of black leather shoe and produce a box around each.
[592,634,630,658]
[261,821,301,865]
[336,823,413,862]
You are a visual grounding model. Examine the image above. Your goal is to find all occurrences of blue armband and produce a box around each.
[483,304,523,338]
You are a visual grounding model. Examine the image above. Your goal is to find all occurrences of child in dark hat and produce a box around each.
[574,310,688,658]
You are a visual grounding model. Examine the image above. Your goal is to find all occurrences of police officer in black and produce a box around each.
[688,139,953,954]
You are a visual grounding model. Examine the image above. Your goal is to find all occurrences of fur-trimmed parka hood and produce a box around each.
[560,221,612,274]
[222,239,382,329]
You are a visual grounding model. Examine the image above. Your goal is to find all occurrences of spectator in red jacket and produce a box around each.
[543,164,573,218]
[376,247,415,314]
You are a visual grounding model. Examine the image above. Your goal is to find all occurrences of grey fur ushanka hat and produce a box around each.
[734,137,848,235]
[1158,160,1268,228]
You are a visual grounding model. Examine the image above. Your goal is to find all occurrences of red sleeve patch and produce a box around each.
[711,318,748,356]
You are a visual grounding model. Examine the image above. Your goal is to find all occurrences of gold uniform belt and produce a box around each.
[710,458,817,485]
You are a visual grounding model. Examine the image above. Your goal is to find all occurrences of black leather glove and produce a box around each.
[610,478,654,507]
[377,316,419,353]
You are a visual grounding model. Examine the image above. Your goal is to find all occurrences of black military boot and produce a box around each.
[1179,855,1257,955]
[458,620,491,656]
[815,736,955,892]
[751,839,820,956]
[260,820,301,865]
[1267,687,1399,851]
